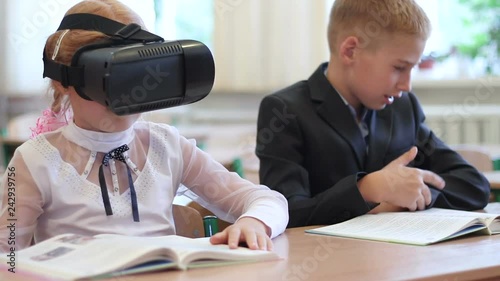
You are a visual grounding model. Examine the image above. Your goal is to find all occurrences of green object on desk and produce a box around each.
[231,158,245,178]
[489,158,500,202]
[196,141,206,151]
[493,159,500,171]
[493,191,500,202]
[203,215,219,237]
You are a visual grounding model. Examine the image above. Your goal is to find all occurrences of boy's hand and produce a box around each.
[359,146,445,211]
[209,217,273,251]
[368,202,407,214]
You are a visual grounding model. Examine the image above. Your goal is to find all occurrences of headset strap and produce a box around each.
[57,13,163,43]
[43,50,85,88]
[43,13,164,90]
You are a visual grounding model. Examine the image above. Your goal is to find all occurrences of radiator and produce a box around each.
[423,105,500,145]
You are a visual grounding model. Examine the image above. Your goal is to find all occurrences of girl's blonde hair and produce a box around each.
[44,0,146,114]
[327,0,431,53]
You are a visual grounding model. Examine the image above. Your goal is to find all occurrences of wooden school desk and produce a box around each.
[2,224,500,281]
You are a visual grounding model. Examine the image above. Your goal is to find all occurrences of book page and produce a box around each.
[98,235,280,270]
[172,237,279,269]
[307,212,487,245]
[9,234,176,280]
[422,208,500,233]
[4,233,280,280]
[423,208,498,220]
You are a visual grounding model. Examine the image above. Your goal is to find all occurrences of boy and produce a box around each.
[256,0,490,227]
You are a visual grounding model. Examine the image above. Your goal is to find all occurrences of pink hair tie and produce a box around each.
[30,108,73,138]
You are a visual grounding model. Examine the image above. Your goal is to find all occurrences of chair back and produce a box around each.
[172,204,205,238]
[452,144,494,172]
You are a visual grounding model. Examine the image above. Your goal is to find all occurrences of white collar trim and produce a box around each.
[62,122,135,152]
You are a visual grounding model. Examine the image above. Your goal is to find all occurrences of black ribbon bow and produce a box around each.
[98,144,140,222]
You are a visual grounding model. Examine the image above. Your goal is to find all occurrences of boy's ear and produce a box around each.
[339,36,359,64]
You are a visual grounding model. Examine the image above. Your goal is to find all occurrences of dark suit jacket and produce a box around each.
[256,63,491,227]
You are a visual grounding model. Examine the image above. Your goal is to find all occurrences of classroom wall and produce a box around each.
[1,1,499,144]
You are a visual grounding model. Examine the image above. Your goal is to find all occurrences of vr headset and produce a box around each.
[43,13,215,115]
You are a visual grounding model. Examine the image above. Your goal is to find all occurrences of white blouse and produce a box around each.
[0,121,288,252]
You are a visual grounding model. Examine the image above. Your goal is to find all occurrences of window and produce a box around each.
[414,0,492,56]
[415,0,498,78]
[4,1,77,96]
[154,0,214,49]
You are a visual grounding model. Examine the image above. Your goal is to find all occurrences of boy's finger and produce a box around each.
[422,186,432,205]
[389,146,418,167]
[422,170,445,189]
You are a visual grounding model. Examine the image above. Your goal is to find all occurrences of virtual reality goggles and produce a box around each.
[43,13,215,115]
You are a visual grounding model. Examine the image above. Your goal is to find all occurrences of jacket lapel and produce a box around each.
[308,64,367,169]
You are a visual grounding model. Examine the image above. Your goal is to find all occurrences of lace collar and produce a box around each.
[62,122,135,153]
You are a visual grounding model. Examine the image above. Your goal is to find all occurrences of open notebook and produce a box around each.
[306,208,500,246]
[1,233,280,280]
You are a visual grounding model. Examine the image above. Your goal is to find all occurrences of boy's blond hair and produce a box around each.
[327,0,431,53]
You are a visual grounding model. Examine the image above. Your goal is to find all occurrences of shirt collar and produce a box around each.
[324,66,368,122]
[62,122,135,153]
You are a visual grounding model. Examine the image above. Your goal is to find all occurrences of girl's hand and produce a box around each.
[209,217,273,251]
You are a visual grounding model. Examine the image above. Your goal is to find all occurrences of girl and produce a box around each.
[0,0,288,252]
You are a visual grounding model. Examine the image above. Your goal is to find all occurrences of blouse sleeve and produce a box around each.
[0,148,44,252]
[179,136,288,238]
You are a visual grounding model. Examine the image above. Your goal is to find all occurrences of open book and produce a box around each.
[306,208,500,246]
[0,233,280,280]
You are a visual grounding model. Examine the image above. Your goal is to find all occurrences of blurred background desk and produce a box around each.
[484,171,500,202]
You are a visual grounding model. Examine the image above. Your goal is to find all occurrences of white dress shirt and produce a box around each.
[0,121,288,252]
